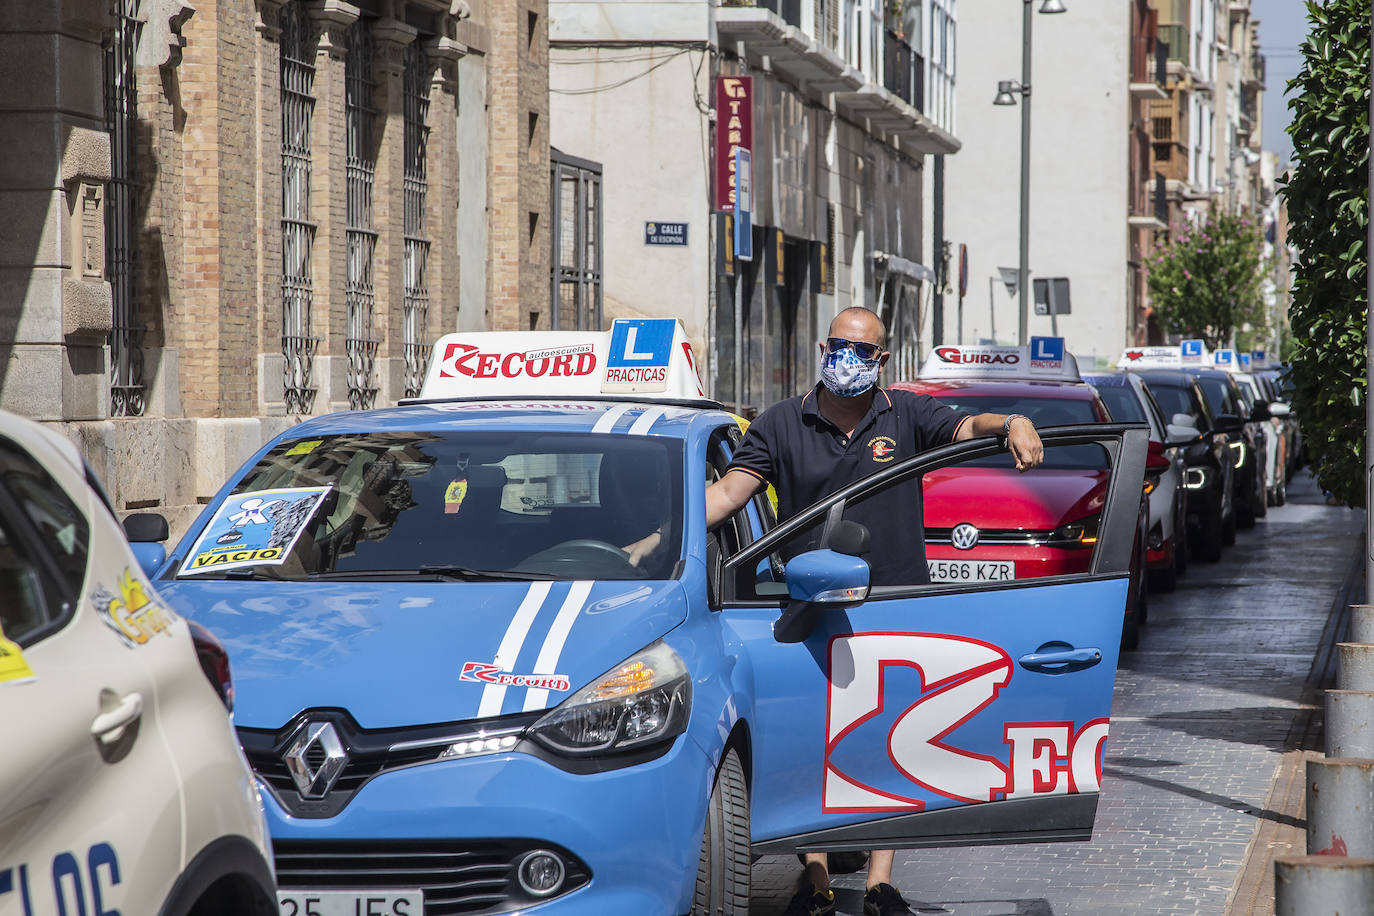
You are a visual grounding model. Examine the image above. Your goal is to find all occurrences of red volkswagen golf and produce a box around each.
[895,341,1150,648]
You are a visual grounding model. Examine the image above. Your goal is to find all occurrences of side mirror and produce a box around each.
[1249,402,1272,423]
[1165,423,1203,448]
[1269,401,1292,418]
[129,542,167,578]
[1170,413,1199,430]
[773,548,870,644]
[123,512,169,543]
[1213,413,1245,435]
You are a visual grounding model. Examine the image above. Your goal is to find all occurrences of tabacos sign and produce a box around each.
[438,342,597,380]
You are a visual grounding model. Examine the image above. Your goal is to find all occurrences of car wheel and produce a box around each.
[1174,505,1189,575]
[692,748,750,915]
[1221,505,1237,546]
[1253,475,1268,519]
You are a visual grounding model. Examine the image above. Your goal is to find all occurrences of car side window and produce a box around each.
[0,503,71,646]
[0,438,89,604]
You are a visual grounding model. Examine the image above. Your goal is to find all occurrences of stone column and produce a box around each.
[370,16,417,403]
[426,35,465,336]
[254,0,287,414]
[306,0,361,412]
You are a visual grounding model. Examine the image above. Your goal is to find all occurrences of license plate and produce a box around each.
[278,890,423,916]
[928,559,1015,582]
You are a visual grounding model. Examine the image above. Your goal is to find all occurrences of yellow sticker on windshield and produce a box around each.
[285,439,323,456]
[0,624,35,685]
[445,479,469,515]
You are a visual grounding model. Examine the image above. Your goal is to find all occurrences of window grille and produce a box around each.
[345,20,378,410]
[402,43,431,399]
[280,0,317,414]
[550,150,603,332]
[105,0,143,417]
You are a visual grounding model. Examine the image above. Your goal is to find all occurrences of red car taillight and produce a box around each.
[188,620,234,713]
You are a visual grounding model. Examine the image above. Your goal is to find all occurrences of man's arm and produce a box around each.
[626,469,766,566]
[956,413,1044,471]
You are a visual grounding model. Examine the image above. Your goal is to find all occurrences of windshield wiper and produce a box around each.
[301,566,559,582]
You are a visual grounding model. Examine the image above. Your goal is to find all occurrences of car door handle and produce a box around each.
[1018,648,1102,674]
[91,692,143,745]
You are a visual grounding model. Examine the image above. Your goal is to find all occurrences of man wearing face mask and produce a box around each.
[685,307,1041,916]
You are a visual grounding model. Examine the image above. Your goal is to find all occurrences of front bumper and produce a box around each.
[263,735,713,915]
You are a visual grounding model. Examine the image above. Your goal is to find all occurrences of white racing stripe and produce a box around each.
[477,581,554,718]
[523,580,595,711]
[627,406,669,436]
[592,403,635,434]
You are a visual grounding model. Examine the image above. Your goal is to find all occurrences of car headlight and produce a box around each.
[528,641,691,757]
[1229,441,1246,468]
[1183,467,1210,490]
[1045,515,1099,548]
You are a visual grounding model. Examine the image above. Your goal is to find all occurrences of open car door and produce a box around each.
[720,425,1147,854]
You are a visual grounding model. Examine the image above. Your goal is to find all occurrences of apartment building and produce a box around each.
[546,0,959,413]
[0,0,549,532]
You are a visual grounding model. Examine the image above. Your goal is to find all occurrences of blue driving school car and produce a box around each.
[135,320,1147,915]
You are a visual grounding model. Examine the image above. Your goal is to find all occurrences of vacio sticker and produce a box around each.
[179,486,332,575]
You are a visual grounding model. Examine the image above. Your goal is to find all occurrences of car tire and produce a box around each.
[1221,505,1237,546]
[1174,507,1189,575]
[1193,493,1223,562]
[1253,476,1268,519]
[692,748,750,915]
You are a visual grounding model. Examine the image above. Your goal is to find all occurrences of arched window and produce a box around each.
[280,0,317,414]
[345,20,378,410]
[401,43,431,399]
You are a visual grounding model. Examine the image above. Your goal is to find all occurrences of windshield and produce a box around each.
[1196,376,1240,417]
[929,395,1104,470]
[1091,385,1147,424]
[175,432,684,581]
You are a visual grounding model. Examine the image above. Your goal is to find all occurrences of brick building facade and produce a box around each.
[0,0,551,536]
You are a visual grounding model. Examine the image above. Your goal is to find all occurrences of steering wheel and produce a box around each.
[546,538,632,560]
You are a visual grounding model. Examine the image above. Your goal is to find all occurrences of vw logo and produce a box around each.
[283,721,348,798]
[951,523,980,551]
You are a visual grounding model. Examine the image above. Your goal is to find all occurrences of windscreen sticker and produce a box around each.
[92,568,179,649]
[179,486,332,575]
[285,438,323,456]
[444,479,468,514]
[0,623,35,684]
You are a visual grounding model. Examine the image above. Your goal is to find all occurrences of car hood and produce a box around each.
[158,579,688,729]
[923,467,1107,529]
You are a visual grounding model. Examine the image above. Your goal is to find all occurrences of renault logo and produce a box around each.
[283,721,348,798]
[951,523,980,551]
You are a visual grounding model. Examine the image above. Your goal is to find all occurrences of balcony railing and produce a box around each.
[882,27,923,112]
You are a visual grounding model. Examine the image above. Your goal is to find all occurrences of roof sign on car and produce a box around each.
[414,318,709,403]
[918,337,1081,381]
[1117,339,1211,369]
[1250,349,1270,369]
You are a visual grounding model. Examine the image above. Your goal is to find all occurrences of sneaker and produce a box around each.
[863,882,915,916]
[782,882,837,916]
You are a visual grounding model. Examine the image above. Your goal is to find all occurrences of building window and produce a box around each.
[402,42,431,399]
[105,0,143,417]
[345,20,378,410]
[280,0,317,414]
[550,150,603,332]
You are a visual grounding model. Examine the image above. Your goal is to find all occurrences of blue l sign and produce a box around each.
[608,319,675,368]
[1030,336,1064,363]
[1181,339,1204,358]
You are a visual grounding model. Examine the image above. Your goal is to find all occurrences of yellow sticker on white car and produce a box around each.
[92,568,179,649]
[0,624,35,684]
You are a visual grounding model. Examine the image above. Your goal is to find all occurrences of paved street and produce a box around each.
[750,469,1365,915]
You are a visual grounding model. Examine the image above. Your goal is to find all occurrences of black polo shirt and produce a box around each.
[729,385,972,586]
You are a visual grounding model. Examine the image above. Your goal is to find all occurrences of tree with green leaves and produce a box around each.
[1283,0,1369,506]
[1146,209,1267,350]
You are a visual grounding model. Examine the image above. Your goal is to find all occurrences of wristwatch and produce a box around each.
[1002,414,1027,438]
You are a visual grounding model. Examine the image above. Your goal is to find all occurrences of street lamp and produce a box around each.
[995,0,1066,345]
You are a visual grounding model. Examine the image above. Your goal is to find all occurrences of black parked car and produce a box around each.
[1192,368,1269,530]
[1132,369,1239,562]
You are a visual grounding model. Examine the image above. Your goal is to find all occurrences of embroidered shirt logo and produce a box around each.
[868,436,897,462]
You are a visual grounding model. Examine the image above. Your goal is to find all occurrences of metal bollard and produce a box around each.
[1353,605,1374,645]
[1327,690,1374,758]
[1307,758,1374,858]
[1274,855,1374,915]
[1336,642,1374,692]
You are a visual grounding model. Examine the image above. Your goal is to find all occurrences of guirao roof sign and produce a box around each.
[416,319,708,402]
[1117,339,1210,369]
[919,337,1081,381]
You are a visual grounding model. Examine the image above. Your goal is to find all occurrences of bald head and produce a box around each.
[827,307,887,349]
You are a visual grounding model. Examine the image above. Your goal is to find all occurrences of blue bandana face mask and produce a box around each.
[820,346,881,397]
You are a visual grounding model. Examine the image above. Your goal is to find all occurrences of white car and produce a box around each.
[0,410,276,915]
